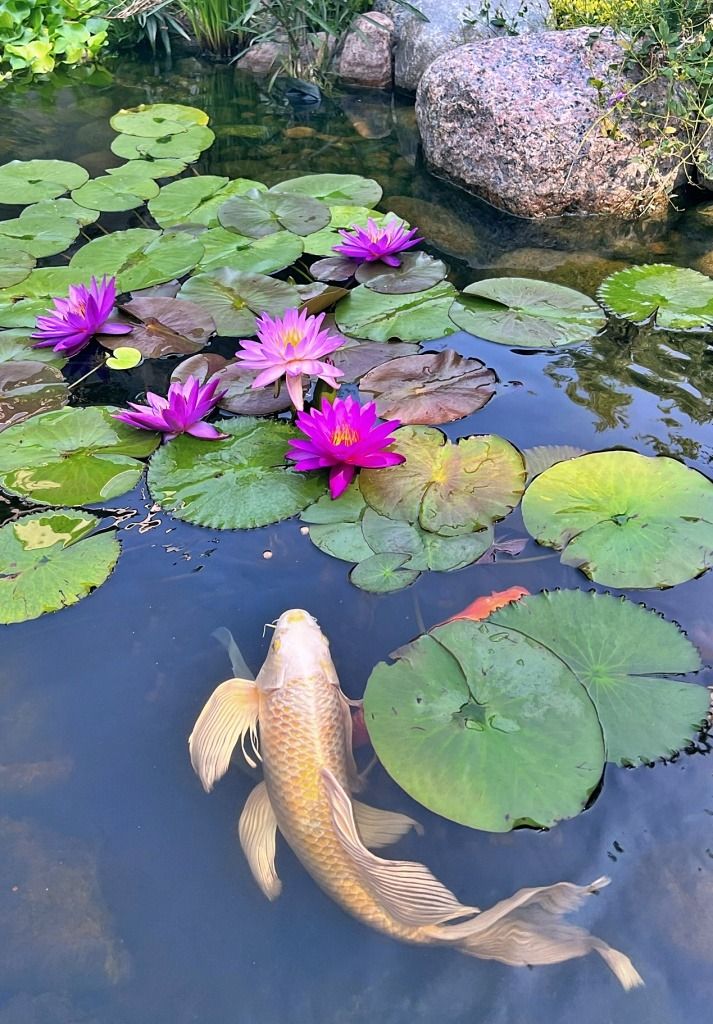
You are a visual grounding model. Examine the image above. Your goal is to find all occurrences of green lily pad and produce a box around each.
[335,282,458,343]
[111,297,214,358]
[0,267,89,329]
[355,252,447,295]
[70,229,203,291]
[0,206,80,259]
[0,510,120,625]
[303,207,402,257]
[271,173,382,208]
[191,226,252,271]
[359,349,496,425]
[360,426,525,536]
[110,103,209,137]
[300,482,367,524]
[0,361,68,430]
[360,507,493,571]
[26,197,100,226]
[218,188,330,238]
[147,417,326,529]
[490,590,708,766]
[0,160,89,205]
[0,248,35,289]
[350,553,420,593]
[149,176,266,228]
[71,174,160,213]
[449,278,606,348]
[0,330,66,367]
[0,406,159,506]
[308,521,375,563]
[522,450,713,588]
[597,263,713,330]
[202,231,304,275]
[177,269,299,335]
[364,617,605,831]
[105,347,142,370]
[110,126,215,162]
[523,444,588,483]
[107,158,187,181]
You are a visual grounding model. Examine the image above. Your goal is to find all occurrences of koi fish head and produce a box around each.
[255,609,336,693]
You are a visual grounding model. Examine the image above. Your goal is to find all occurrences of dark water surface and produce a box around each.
[1,58,713,1024]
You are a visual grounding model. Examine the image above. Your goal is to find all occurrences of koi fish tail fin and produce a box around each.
[433,875,644,991]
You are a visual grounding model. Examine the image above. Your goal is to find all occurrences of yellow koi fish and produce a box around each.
[189,609,643,989]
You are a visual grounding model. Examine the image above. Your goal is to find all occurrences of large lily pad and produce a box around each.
[359,350,496,425]
[335,282,458,343]
[0,510,120,625]
[0,361,68,430]
[0,267,89,329]
[0,330,66,366]
[355,252,447,295]
[303,207,403,257]
[107,297,215,358]
[177,269,299,335]
[597,263,713,330]
[110,126,215,162]
[171,354,291,416]
[218,188,330,238]
[70,229,203,291]
[521,450,713,588]
[148,176,266,228]
[108,158,187,181]
[26,197,100,226]
[449,278,606,348]
[196,230,303,276]
[271,173,382,208]
[71,174,160,213]
[110,103,209,136]
[331,341,418,383]
[364,618,605,831]
[523,444,587,483]
[0,406,159,506]
[0,160,89,205]
[360,426,525,536]
[147,417,326,529]
[0,248,35,289]
[0,206,80,259]
[490,590,708,766]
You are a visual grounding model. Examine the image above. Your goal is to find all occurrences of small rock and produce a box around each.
[491,247,629,294]
[234,40,285,75]
[337,12,394,90]
[384,195,483,261]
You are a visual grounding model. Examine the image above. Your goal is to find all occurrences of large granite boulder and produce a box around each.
[390,0,550,93]
[337,12,394,89]
[416,28,686,218]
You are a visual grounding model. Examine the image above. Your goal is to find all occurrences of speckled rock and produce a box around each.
[393,0,550,93]
[416,28,687,218]
[337,12,394,90]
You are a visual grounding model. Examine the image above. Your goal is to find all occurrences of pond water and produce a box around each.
[1,56,713,1024]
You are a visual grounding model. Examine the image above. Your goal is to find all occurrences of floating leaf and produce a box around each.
[300,482,367,524]
[523,444,587,483]
[0,406,159,506]
[0,330,66,366]
[107,158,187,181]
[310,255,358,282]
[364,617,605,831]
[0,510,120,625]
[197,230,303,276]
[70,229,203,291]
[360,426,525,536]
[218,188,330,238]
[309,521,375,563]
[271,174,382,208]
[490,590,708,766]
[303,207,401,257]
[0,248,35,289]
[449,277,606,348]
[27,197,99,226]
[149,176,266,228]
[110,103,209,137]
[171,354,291,416]
[0,206,80,259]
[335,282,458,343]
[331,341,417,382]
[521,451,713,588]
[0,361,68,430]
[360,507,493,571]
[597,264,713,330]
[355,252,447,295]
[0,160,89,205]
[359,350,496,425]
[105,347,142,370]
[110,126,215,162]
[297,283,349,316]
[112,297,215,357]
[71,173,160,213]
[0,267,88,329]
[147,417,326,529]
[350,553,420,593]
[177,269,299,335]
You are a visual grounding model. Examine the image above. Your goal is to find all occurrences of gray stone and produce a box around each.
[393,0,550,93]
[337,12,394,90]
[416,28,686,218]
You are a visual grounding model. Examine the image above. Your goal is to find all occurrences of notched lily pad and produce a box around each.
[523,444,588,483]
[218,188,330,238]
[270,173,382,208]
[0,248,35,289]
[310,255,358,282]
[0,207,80,259]
[0,361,68,430]
[110,126,216,162]
[112,297,215,358]
[171,354,291,416]
[110,103,209,137]
[355,252,447,295]
[331,341,417,382]
[70,229,203,292]
[335,282,458,343]
[149,176,266,229]
[0,160,89,205]
[597,263,713,330]
[350,552,420,593]
[71,174,160,213]
[177,268,299,335]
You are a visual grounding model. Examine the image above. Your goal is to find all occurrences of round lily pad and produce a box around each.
[218,188,330,238]
[147,417,326,529]
[597,263,713,330]
[110,126,216,162]
[490,590,709,766]
[0,248,35,289]
[350,553,420,593]
[335,282,458,343]
[364,617,605,831]
[171,354,291,416]
[360,426,525,536]
[0,160,89,205]
[523,444,587,483]
[149,176,266,228]
[360,507,493,572]
[108,297,215,358]
[303,207,403,257]
[26,197,100,227]
[449,278,606,348]
[177,269,299,335]
[0,207,80,259]
[310,255,358,282]
[195,230,303,276]
[0,510,120,625]
[355,252,447,295]
[110,103,209,137]
[271,173,382,208]
[359,349,496,425]
[522,450,713,588]
[107,158,187,181]
[70,229,203,291]
[0,406,159,506]
[71,174,160,213]
[0,361,68,430]
[0,267,89,329]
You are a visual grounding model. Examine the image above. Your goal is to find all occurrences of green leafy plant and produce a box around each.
[106,0,190,58]
[0,0,109,82]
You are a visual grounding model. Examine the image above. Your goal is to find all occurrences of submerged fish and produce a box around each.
[442,586,531,625]
[189,609,643,989]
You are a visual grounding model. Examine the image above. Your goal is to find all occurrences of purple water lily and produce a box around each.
[286,396,405,499]
[113,376,228,442]
[333,218,423,267]
[32,275,132,358]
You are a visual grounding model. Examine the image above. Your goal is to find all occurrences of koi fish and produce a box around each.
[189,609,642,989]
[441,586,531,625]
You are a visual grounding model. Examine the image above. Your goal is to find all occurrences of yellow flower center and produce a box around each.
[278,327,303,350]
[331,425,359,446]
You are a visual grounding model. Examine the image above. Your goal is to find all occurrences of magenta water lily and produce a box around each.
[234,308,345,411]
[286,396,405,499]
[333,218,423,267]
[32,275,132,358]
[113,375,228,442]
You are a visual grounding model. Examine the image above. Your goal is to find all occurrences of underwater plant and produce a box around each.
[32,275,131,357]
[333,218,423,267]
[113,375,228,441]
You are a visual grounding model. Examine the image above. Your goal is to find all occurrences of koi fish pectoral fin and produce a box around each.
[353,800,423,850]
[189,678,261,792]
[238,781,282,901]
[336,690,363,793]
[321,768,479,927]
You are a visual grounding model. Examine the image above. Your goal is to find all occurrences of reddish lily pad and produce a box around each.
[331,341,418,383]
[0,361,68,431]
[297,284,350,317]
[109,297,216,358]
[171,354,292,416]
[310,256,359,282]
[355,252,447,295]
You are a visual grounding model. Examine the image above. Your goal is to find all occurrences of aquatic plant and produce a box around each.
[234,308,345,410]
[0,0,109,82]
[333,218,423,267]
[32,275,132,357]
[286,396,404,500]
[113,376,228,441]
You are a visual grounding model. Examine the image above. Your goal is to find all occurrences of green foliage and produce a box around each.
[177,0,257,56]
[552,0,657,30]
[0,0,109,82]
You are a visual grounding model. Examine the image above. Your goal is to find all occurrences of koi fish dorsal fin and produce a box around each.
[321,768,480,927]
[238,781,282,901]
[352,800,423,850]
[189,678,261,791]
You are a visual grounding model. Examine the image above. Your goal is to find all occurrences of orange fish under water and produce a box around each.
[441,586,531,625]
[189,609,642,989]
